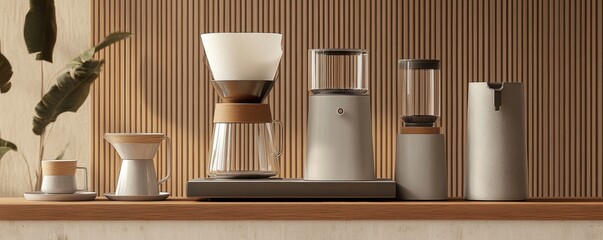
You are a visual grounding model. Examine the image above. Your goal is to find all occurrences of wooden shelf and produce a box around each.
[2,198,603,220]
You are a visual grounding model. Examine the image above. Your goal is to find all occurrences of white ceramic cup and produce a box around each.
[41,160,88,194]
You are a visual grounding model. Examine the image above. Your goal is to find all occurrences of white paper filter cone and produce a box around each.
[201,33,283,80]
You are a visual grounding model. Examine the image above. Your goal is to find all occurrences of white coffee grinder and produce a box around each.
[305,49,375,180]
[395,59,447,200]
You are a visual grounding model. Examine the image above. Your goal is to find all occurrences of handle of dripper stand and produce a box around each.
[272,121,284,158]
[158,136,172,185]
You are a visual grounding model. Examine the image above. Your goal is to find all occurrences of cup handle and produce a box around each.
[76,167,88,191]
[272,121,284,158]
[158,136,172,185]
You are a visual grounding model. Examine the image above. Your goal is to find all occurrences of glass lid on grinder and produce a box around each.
[309,49,369,96]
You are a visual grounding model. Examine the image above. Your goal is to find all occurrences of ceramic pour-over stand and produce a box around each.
[104,133,171,201]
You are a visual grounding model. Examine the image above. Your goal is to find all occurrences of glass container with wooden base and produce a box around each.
[396,59,447,200]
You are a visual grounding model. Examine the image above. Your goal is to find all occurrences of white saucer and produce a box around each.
[24,191,97,201]
[104,192,170,201]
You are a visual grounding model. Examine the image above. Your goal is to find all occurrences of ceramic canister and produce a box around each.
[465,82,527,200]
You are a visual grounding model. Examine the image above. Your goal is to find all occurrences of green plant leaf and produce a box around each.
[0,138,18,160]
[55,143,69,160]
[0,52,13,93]
[67,32,132,68]
[67,47,95,69]
[32,60,103,135]
[23,0,57,62]
[94,32,132,52]
[32,32,131,135]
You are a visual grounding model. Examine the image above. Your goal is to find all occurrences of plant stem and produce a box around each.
[43,123,54,145]
[35,61,46,191]
[40,61,43,105]
[18,152,34,191]
[35,131,45,191]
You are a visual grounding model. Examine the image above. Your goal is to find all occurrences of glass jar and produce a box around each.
[398,59,441,127]
[309,49,368,95]
[208,122,283,178]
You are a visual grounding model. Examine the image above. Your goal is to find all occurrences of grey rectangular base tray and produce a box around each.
[187,178,396,199]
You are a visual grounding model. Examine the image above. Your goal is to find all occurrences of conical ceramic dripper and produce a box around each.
[201,33,283,81]
[211,80,275,103]
[104,133,171,196]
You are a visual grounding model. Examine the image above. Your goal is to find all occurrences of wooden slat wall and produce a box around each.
[91,0,603,198]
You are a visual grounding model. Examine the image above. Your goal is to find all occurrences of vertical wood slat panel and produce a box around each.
[92,0,603,198]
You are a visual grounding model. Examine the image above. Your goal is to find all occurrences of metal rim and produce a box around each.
[398,59,441,69]
[310,48,367,55]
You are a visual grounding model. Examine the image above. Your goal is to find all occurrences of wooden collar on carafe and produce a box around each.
[213,103,273,123]
[399,127,441,134]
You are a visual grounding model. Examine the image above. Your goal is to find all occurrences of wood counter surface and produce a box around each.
[1,198,603,220]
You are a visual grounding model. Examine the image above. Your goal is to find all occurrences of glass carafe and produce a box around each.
[208,122,283,178]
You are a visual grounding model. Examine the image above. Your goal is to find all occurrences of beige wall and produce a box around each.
[0,0,90,196]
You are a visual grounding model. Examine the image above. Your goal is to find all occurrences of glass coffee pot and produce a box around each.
[202,33,284,178]
[208,121,282,178]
